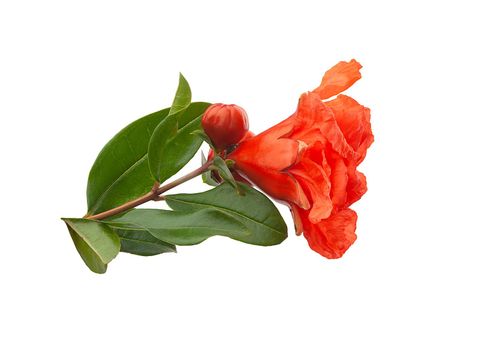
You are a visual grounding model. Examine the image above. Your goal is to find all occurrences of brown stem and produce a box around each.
[154,162,210,195]
[85,159,213,221]
[85,191,158,221]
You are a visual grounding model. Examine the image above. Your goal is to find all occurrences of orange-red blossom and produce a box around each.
[227,60,373,258]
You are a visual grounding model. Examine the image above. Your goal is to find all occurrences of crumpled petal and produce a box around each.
[293,91,355,159]
[301,208,358,259]
[314,59,362,100]
[325,94,374,164]
[345,164,367,207]
[327,153,349,208]
[289,157,332,223]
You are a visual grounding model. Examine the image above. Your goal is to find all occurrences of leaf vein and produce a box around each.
[90,154,149,214]
[166,198,283,235]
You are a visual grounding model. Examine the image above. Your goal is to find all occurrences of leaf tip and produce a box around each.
[178,72,190,88]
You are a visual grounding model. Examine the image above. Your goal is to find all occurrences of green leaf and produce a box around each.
[63,218,121,274]
[211,156,241,194]
[201,151,219,186]
[86,102,209,215]
[169,73,192,116]
[147,116,178,181]
[104,208,250,246]
[166,183,288,246]
[148,102,209,183]
[148,74,193,181]
[112,228,176,256]
[191,129,216,152]
[148,74,209,183]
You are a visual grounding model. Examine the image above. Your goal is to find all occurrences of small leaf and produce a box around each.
[166,183,288,246]
[212,156,241,194]
[112,228,176,256]
[63,218,121,273]
[202,172,219,186]
[104,208,250,246]
[86,102,209,215]
[148,74,193,181]
[201,151,219,186]
[170,73,192,116]
[191,129,216,152]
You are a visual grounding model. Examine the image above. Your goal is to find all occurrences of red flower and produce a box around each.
[228,60,373,258]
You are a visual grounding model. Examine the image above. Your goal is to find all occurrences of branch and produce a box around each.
[85,159,213,221]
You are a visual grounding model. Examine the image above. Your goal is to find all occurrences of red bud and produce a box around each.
[201,103,249,150]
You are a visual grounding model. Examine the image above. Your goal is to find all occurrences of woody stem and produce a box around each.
[85,159,213,221]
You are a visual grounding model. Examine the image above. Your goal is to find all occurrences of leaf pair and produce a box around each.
[86,77,209,216]
[104,183,287,247]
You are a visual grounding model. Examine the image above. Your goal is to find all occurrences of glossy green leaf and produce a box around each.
[112,228,176,256]
[169,73,192,115]
[191,129,216,152]
[148,74,193,181]
[201,151,219,186]
[156,102,210,182]
[104,208,250,246]
[166,183,288,246]
[63,218,120,274]
[211,156,241,194]
[147,116,178,181]
[86,102,209,215]
[148,74,207,183]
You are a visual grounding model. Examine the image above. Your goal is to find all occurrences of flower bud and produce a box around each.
[201,103,249,150]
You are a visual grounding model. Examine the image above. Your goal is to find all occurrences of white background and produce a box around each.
[1,1,478,349]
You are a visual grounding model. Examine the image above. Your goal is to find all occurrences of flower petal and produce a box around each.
[230,136,301,171]
[232,161,310,209]
[255,115,295,141]
[314,59,362,99]
[328,153,348,208]
[289,157,332,223]
[229,115,310,209]
[301,208,358,259]
[290,204,304,235]
[325,94,374,163]
[346,164,368,207]
[293,92,355,159]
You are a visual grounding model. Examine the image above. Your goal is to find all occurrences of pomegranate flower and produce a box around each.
[227,60,373,258]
